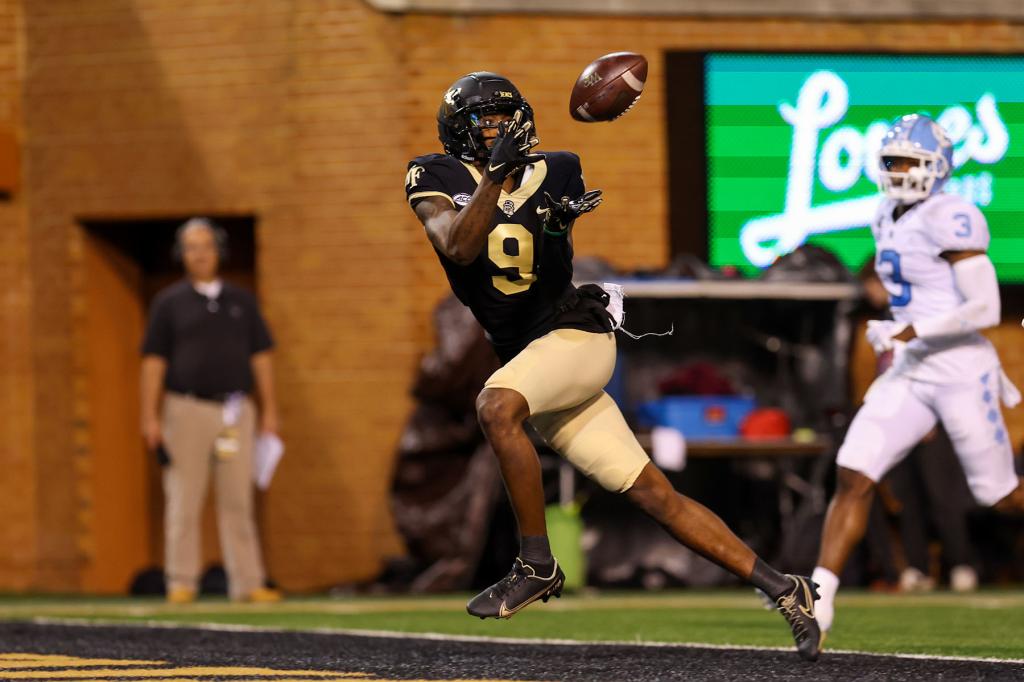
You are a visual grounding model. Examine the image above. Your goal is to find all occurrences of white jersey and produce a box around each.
[871,192,999,383]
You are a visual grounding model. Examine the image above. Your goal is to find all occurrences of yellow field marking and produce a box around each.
[0,667,526,682]
[0,668,366,679]
[0,654,371,680]
[0,653,538,682]
[0,654,165,668]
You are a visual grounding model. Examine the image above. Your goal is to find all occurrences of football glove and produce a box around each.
[538,189,603,235]
[485,109,543,183]
[866,319,908,355]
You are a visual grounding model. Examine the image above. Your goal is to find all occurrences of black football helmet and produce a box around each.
[437,72,536,163]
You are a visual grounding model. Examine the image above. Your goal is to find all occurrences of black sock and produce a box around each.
[519,535,554,569]
[749,558,792,600]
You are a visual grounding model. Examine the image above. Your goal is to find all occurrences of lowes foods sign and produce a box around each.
[705,54,1024,281]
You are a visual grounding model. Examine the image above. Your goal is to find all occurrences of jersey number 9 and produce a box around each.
[488,224,536,295]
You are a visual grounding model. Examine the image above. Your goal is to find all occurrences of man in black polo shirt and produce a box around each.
[140,217,281,604]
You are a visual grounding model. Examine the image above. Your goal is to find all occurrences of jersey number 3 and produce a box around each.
[488,224,536,295]
[878,249,911,307]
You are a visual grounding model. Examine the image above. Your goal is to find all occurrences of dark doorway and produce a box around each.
[84,215,257,305]
[77,215,257,593]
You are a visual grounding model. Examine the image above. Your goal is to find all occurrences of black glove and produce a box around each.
[485,109,543,183]
[538,189,603,235]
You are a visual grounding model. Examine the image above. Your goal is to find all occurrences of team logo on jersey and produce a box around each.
[405,165,424,188]
[453,193,472,206]
[501,199,516,216]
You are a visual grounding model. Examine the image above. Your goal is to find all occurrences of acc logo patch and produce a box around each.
[501,199,516,216]
[453,193,472,206]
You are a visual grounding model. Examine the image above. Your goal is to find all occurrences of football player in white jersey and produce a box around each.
[810,114,1024,639]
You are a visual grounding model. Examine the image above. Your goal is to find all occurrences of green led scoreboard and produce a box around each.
[704,54,1024,281]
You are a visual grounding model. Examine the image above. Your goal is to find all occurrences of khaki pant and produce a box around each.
[484,329,650,493]
[161,392,266,599]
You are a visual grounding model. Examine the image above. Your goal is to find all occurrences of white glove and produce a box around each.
[866,320,908,355]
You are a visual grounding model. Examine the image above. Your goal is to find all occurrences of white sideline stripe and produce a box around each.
[30,617,1024,666]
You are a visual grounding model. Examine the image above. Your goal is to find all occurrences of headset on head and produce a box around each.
[172,217,229,263]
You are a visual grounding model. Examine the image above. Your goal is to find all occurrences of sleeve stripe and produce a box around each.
[408,191,455,207]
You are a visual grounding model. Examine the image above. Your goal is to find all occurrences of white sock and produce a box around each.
[811,567,839,632]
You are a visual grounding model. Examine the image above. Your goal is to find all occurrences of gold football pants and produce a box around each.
[484,328,650,492]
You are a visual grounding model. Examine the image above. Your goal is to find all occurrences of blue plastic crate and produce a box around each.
[638,396,756,439]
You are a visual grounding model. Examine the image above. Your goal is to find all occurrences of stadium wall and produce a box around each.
[0,0,34,591]
[3,1,1023,592]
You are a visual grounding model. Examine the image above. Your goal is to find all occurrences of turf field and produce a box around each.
[1,590,1022,680]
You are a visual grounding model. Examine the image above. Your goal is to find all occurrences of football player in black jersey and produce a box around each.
[406,72,822,661]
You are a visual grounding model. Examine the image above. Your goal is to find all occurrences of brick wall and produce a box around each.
[0,0,34,590]
[5,3,1024,591]
[20,0,413,591]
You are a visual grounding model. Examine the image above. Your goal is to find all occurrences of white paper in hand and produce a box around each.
[253,433,284,490]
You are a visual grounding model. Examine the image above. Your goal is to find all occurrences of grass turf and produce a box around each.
[1,590,1022,660]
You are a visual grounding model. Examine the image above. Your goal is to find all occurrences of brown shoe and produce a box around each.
[166,587,197,604]
[239,587,283,603]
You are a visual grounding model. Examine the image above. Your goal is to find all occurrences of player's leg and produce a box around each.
[812,373,937,633]
[468,329,616,619]
[815,468,878,583]
[935,370,1024,515]
[475,387,547,538]
[532,392,822,661]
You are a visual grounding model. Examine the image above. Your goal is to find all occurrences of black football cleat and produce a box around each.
[467,557,564,619]
[775,575,822,662]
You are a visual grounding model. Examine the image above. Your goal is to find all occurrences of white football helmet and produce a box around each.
[876,114,954,203]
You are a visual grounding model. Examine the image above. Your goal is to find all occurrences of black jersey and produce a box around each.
[406,152,611,363]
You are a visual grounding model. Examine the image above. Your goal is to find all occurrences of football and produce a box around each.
[569,52,648,122]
